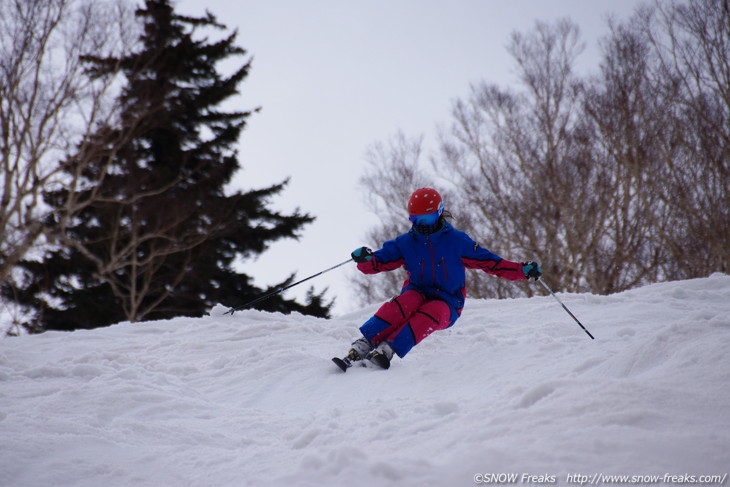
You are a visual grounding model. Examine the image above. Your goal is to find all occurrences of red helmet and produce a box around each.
[408,188,444,217]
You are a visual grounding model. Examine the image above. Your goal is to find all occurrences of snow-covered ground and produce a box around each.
[2,274,729,487]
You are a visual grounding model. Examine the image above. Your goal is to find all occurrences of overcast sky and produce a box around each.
[176,0,644,315]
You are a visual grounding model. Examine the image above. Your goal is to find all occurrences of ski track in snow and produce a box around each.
[1,275,729,486]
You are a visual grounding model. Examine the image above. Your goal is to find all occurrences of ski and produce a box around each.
[332,357,351,372]
[331,353,390,372]
[332,338,392,371]
[332,338,372,372]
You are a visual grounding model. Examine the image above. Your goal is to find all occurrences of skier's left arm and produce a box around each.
[461,238,540,281]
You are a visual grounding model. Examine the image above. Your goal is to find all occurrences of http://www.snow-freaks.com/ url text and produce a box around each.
[473,472,728,485]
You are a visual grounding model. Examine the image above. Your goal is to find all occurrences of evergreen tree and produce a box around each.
[6,0,331,331]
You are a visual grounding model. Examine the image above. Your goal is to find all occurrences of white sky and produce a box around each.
[176,0,644,315]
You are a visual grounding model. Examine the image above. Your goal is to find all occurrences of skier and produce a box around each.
[334,187,542,371]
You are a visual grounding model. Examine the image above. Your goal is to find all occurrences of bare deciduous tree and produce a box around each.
[353,132,431,305]
[581,15,671,293]
[0,0,136,285]
[355,5,728,304]
[436,19,591,296]
[641,0,730,278]
[5,0,327,333]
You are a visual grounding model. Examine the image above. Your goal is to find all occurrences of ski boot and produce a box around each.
[365,342,395,370]
[332,338,373,372]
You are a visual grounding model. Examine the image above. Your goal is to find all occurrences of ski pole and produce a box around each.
[225,258,354,315]
[538,278,595,340]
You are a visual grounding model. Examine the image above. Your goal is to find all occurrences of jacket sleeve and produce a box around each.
[356,237,405,275]
[461,238,527,281]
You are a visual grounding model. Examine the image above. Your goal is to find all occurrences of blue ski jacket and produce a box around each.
[357,221,527,322]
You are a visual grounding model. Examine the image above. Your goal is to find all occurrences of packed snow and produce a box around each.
[1,274,729,487]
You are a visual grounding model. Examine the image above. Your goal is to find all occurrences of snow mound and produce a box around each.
[2,275,729,486]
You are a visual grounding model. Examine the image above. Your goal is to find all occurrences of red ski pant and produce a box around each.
[359,289,452,358]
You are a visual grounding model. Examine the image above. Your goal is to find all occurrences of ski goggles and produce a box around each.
[409,210,441,226]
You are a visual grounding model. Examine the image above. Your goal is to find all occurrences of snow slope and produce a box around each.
[1,275,729,487]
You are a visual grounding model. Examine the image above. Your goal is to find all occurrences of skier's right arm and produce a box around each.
[352,238,404,274]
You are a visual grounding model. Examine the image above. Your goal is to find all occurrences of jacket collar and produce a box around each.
[409,220,452,240]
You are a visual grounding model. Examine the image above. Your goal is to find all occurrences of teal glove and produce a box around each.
[522,261,542,281]
[351,247,373,263]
